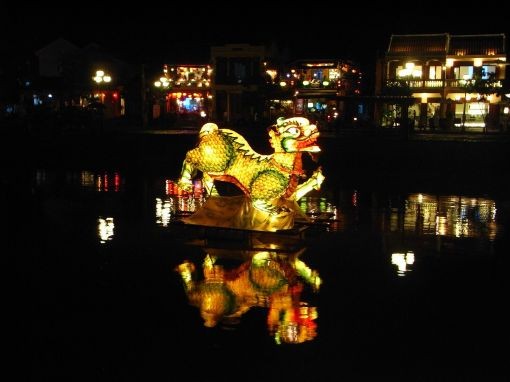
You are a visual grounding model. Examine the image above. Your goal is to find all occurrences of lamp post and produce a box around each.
[92,70,112,103]
[153,73,173,125]
[154,76,171,89]
[91,70,112,132]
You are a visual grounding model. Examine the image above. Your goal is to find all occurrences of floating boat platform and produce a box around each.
[168,220,311,254]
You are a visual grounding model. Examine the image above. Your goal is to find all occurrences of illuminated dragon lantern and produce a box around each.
[175,251,321,344]
[177,117,325,231]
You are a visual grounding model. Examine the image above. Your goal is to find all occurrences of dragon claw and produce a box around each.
[312,168,325,190]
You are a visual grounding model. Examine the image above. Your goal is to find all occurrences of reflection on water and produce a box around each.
[298,196,337,221]
[98,217,115,243]
[80,170,122,192]
[155,196,205,226]
[34,169,124,192]
[158,189,499,241]
[403,193,497,239]
[175,251,320,344]
[157,186,501,280]
[155,198,173,227]
[29,170,502,247]
[391,251,415,276]
[158,178,339,228]
[32,169,124,244]
[165,178,204,198]
[155,179,206,226]
[19,166,509,374]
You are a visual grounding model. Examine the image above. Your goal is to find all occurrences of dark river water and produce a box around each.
[5,133,510,380]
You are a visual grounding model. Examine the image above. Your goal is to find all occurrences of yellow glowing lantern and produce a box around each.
[177,117,325,231]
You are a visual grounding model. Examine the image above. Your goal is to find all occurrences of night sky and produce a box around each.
[4,2,509,71]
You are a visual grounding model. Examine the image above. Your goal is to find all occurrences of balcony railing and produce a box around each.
[385,79,503,90]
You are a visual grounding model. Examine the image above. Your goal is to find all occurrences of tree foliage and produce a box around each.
[382,80,413,97]
[464,67,504,97]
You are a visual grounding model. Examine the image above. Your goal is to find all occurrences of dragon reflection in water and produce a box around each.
[175,250,321,344]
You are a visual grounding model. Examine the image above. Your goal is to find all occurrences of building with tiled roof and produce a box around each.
[388,34,448,57]
[449,34,506,57]
[376,33,507,132]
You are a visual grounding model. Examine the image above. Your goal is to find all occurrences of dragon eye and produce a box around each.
[286,127,300,136]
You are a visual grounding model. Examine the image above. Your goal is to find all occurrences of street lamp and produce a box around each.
[91,69,113,131]
[154,76,171,89]
[93,70,112,85]
[92,70,112,103]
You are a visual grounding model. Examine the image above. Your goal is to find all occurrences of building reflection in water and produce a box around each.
[175,251,321,344]
[391,251,415,277]
[34,169,124,193]
[155,182,499,280]
[98,217,115,243]
[80,171,122,192]
[403,193,497,240]
[155,198,173,227]
[33,169,123,244]
[159,188,497,240]
[155,180,207,227]
[387,193,497,276]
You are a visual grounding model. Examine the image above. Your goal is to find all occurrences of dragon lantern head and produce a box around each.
[268,117,321,153]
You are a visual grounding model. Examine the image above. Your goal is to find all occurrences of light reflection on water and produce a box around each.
[403,193,497,240]
[34,168,124,192]
[20,166,509,363]
[175,251,320,344]
[29,169,504,254]
[155,196,206,226]
[30,169,503,268]
[156,187,500,241]
[33,169,124,244]
[154,183,502,279]
[391,251,415,276]
[98,217,115,243]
